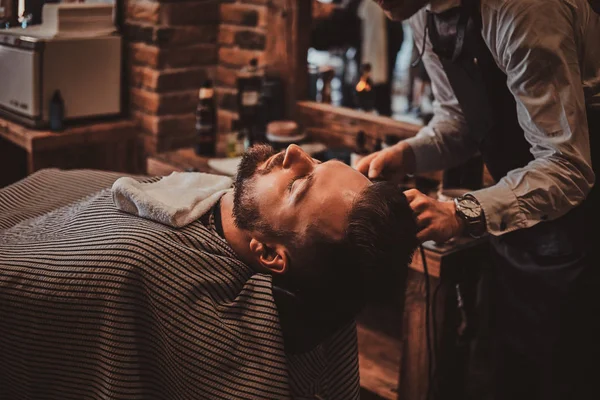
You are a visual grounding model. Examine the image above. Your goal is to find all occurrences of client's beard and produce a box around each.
[232,144,276,231]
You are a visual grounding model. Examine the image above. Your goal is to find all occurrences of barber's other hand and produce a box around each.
[356,142,416,182]
[404,189,465,243]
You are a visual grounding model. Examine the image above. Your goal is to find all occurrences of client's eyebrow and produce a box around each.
[293,172,316,205]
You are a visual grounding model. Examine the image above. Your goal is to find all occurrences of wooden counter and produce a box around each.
[296,101,422,149]
[0,116,145,187]
[146,147,221,176]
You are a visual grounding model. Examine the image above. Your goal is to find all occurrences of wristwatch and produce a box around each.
[454,194,486,238]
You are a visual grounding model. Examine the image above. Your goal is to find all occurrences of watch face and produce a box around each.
[460,199,481,218]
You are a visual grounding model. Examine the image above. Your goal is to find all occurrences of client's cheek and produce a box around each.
[254,175,280,198]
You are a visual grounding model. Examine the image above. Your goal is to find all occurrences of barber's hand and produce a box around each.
[404,189,465,243]
[356,142,416,182]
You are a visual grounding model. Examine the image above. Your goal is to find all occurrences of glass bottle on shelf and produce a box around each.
[355,63,375,113]
[318,66,335,104]
[227,119,245,158]
[194,80,217,157]
[49,90,64,132]
[237,58,266,145]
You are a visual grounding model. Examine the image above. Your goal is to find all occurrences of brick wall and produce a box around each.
[124,0,302,154]
[216,0,268,134]
[125,0,220,153]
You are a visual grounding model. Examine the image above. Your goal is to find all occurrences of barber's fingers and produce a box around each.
[415,210,432,227]
[413,211,437,242]
[355,152,379,176]
[417,227,435,243]
[407,191,436,242]
[403,188,419,201]
[356,149,397,180]
[411,200,459,244]
[366,151,389,179]
[404,189,430,211]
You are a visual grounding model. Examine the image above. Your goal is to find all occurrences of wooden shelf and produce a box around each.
[0,116,144,187]
[0,117,138,152]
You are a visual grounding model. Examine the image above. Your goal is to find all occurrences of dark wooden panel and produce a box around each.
[400,269,445,400]
[0,116,145,175]
[357,323,402,400]
[29,137,145,174]
[0,136,27,187]
[400,241,489,400]
[0,116,139,152]
[266,0,312,119]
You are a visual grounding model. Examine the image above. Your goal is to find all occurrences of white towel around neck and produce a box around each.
[112,172,233,228]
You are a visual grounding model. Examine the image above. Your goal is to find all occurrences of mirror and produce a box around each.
[307,0,433,126]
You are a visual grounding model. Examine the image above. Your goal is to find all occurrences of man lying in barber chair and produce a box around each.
[0,144,418,400]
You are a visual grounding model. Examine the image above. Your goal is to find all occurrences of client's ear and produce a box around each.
[249,238,289,274]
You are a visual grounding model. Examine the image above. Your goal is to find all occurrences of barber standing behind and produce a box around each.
[357,0,599,399]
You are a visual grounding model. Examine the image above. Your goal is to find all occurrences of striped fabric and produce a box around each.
[0,169,359,400]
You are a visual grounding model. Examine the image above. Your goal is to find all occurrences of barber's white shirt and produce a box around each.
[405,0,600,235]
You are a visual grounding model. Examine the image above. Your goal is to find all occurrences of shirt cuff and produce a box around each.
[403,136,443,173]
[470,180,528,236]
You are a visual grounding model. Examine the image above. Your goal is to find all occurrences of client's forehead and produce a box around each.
[300,162,370,240]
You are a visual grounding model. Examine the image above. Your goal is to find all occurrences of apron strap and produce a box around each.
[451,5,471,61]
[427,0,480,62]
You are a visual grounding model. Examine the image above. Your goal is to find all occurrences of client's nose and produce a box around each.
[282,144,311,169]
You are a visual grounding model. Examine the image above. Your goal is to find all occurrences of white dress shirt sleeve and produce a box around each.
[471,0,595,235]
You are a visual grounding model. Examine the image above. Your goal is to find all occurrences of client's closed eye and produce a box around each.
[287,175,307,193]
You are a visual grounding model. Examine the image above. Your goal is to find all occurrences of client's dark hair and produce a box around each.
[346,181,419,297]
[273,181,419,353]
[279,182,419,323]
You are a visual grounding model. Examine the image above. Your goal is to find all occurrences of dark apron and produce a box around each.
[427,3,599,399]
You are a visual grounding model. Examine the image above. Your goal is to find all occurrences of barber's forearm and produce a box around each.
[403,135,444,173]
[403,117,479,174]
[471,155,594,236]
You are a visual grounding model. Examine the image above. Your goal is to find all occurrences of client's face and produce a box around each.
[234,144,370,242]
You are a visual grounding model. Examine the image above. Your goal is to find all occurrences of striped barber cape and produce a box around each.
[0,169,360,400]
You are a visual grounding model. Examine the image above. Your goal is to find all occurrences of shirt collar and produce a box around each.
[211,198,225,239]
